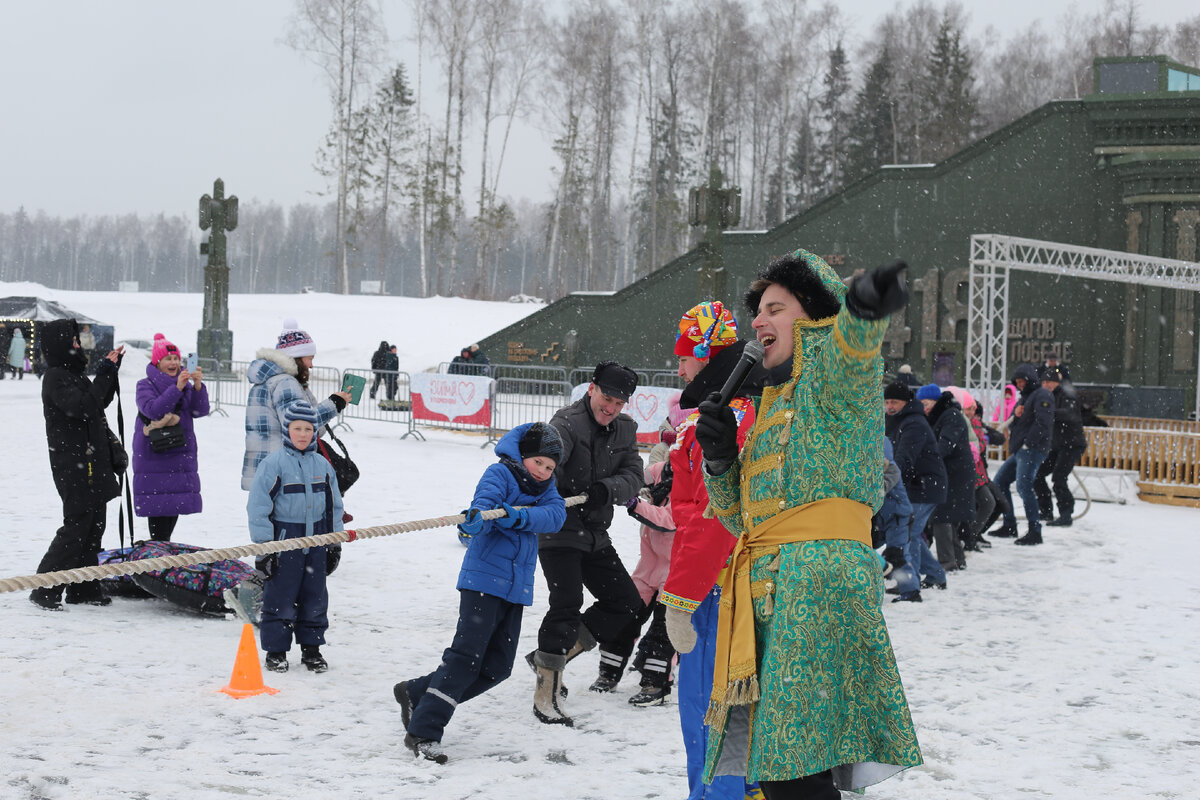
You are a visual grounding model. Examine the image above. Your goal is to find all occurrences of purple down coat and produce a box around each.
[133,363,211,517]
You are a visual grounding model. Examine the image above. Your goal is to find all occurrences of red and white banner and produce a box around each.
[570,384,680,445]
[411,373,493,426]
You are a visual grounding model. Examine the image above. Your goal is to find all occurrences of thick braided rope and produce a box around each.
[0,494,588,596]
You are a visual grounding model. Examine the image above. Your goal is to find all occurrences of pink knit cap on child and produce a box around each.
[276,318,317,358]
[150,333,179,366]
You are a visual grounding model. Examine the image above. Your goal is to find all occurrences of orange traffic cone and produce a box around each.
[220,623,279,699]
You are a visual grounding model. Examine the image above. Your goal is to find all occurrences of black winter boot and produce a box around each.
[589,650,627,692]
[991,521,1018,538]
[1046,515,1073,527]
[393,681,414,729]
[1015,526,1044,546]
[265,651,289,672]
[404,734,448,764]
[301,644,328,672]
[29,588,64,611]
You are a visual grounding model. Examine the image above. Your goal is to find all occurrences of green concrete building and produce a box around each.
[481,56,1200,414]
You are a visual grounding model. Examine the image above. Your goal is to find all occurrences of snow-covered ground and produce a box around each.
[2,285,1199,799]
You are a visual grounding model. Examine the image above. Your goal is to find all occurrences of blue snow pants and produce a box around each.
[678,586,760,799]
[406,590,523,742]
[260,535,329,653]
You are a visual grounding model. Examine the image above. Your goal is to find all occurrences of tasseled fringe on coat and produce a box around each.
[704,674,760,729]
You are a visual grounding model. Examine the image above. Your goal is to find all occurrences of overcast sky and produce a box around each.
[1,0,1195,221]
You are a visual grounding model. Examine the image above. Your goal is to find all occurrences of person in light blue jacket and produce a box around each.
[393,422,567,765]
[247,400,343,675]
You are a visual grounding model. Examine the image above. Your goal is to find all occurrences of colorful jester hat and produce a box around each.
[673,301,739,360]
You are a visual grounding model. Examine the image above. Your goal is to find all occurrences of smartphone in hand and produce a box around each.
[186,352,199,372]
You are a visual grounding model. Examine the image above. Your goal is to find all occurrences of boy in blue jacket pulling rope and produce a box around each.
[393,422,567,764]
[247,400,343,674]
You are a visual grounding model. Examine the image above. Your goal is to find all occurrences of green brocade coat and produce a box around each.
[702,254,922,788]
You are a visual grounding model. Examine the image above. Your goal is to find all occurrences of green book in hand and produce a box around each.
[341,373,366,405]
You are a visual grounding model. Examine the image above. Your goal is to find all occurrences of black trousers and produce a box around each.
[536,545,642,655]
[147,516,178,542]
[1034,446,1085,518]
[759,770,839,800]
[37,504,107,601]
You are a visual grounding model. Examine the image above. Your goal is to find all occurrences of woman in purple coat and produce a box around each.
[133,334,210,541]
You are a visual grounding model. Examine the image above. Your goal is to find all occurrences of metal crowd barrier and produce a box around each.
[340,368,413,435]
[487,365,572,443]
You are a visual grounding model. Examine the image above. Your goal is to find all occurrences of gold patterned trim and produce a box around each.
[834,321,880,361]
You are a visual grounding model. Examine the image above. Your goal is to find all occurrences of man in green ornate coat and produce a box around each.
[686,250,922,799]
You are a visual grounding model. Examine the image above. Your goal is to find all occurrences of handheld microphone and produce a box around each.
[714,340,766,406]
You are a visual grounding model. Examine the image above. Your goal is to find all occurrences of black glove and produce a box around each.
[844,259,909,320]
[329,393,347,412]
[325,544,342,576]
[255,554,278,580]
[695,394,739,473]
[580,481,611,512]
[883,546,906,569]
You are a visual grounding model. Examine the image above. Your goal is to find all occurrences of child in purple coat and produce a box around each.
[133,334,210,541]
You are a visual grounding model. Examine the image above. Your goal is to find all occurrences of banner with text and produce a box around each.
[411,373,493,427]
[570,384,680,445]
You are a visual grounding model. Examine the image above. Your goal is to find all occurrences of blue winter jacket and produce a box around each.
[247,435,344,544]
[241,348,340,490]
[879,438,913,549]
[457,423,567,606]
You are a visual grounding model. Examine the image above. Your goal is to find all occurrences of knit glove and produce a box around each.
[458,508,485,536]
[845,259,909,320]
[883,545,906,569]
[494,503,528,530]
[665,606,697,654]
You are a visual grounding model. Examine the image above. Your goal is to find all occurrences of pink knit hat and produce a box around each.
[150,333,179,366]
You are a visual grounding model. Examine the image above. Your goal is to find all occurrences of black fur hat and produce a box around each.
[744,251,843,320]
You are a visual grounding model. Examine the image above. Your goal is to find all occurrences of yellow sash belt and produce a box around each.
[704,497,872,730]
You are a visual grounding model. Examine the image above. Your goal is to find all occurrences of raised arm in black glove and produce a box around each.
[844,259,909,320]
[695,394,740,476]
[580,481,611,512]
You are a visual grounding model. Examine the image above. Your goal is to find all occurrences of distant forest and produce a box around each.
[2,0,1197,300]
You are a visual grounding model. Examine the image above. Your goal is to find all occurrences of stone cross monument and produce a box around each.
[197,178,238,368]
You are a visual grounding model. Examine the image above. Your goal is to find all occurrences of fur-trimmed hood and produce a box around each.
[247,348,298,385]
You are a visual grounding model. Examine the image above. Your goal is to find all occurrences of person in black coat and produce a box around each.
[368,340,389,399]
[918,385,976,572]
[993,363,1055,544]
[1034,367,1088,527]
[884,382,949,594]
[30,318,126,610]
[528,361,645,725]
[383,345,400,401]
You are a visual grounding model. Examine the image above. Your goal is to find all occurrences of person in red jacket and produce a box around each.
[658,301,764,800]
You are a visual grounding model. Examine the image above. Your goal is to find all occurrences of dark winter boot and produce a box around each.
[991,521,1018,538]
[1015,526,1044,546]
[393,681,414,730]
[629,682,672,707]
[589,650,627,693]
[1046,515,1073,527]
[891,590,923,603]
[404,734,448,764]
[301,644,328,673]
[265,651,289,672]
[532,651,573,726]
[29,587,64,611]
[65,581,111,606]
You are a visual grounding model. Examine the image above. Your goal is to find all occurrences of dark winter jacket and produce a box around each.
[457,424,567,605]
[544,395,644,552]
[132,362,211,517]
[885,398,948,506]
[40,318,123,514]
[1050,385,1087,450]
[1009,364,1055,454]
[370,342,389,371]
[926,392,976,524]
[383,350,399,372]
